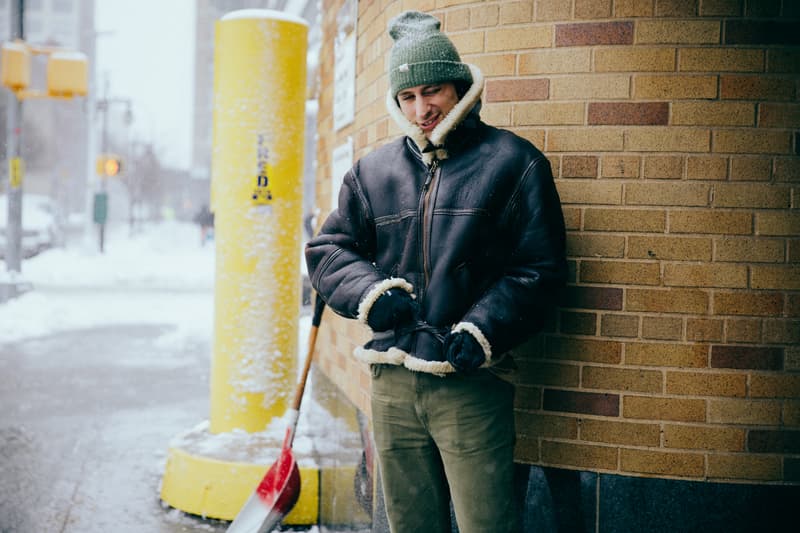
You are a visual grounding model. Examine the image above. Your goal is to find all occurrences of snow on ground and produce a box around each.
[0,221,216,344]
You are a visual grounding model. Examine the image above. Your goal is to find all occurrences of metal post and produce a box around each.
[4,0,24,273]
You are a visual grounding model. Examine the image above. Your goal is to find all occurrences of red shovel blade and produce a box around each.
[226,446,301,533]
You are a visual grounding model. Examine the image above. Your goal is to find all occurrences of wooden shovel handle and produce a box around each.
[291,293,325,411]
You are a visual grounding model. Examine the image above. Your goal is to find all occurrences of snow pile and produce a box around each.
[20,220,215,290]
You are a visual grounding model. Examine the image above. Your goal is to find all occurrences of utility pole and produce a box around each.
[4,0,24,273]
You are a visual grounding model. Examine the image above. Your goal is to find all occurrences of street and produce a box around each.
[0,289,228,532]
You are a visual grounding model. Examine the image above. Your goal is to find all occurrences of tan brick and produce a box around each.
[720,75,796,101]
[575,0,613,18]
[519,49,592,74]
[669,210,752,235]
[750,374,800,398]
[758,103,800,128]
[713,184,791,209]
[557,181,622,205]
[581,419,661,446]
[513,384,542,410]
[469,3,499,27]
[643,155,683,179]
[730,156,772,181]
[636,20,721,44]
[546,337,622,364]
[551,75,631,99]
[751,265,800,290]
[664,424,745,451]
[634,75,718,99]
[785,401,800,427]
[774,158,800,183]
[567,234,626,258]
[664,263,748,288]
[463,54,516,77]
[767,49,800,73]
[624,396,707,422]
[614,0,654,17]
[625,127,710,152]
[601,314,640,337]
[756,212,800,237]
[541,441,618,470]
[560,310,598,335]
[602,155,640,178]
[626,182,710,206]
[679,48,764,72]
[483,103,512,126]
[714,238,785,263]
[627,288,709,314]
[666,371,747,397]
[594,47,676,72]
[514,434,541,463]
[672,102,755,127]
[687,318,724,342]
[519,361,581,387]
[486,26,551,51]
[628,236,712,261]
[584,208,666,232]
[515,102,584,126]
[620,448,705,477]
[515,413,578,439]
[725,318,762,343]
[687,156,728,180]
[656,0,700,16]
[445,7,470,31]
[700,0,743,16]
[583,365,664,393]
[713,130,793,155]
[499,1,533,24]
[562,207,581,230]
[642,316,683,340]
[581,260,662,285]
[707,454,782,481]
[625,342,709,368]
[714,290,784,317]
[536,0,572,20]
[709,399,782,424]
[562,155,599,178]
[548,128,625,152]
[763,319,800,344]
[449,30,485,55]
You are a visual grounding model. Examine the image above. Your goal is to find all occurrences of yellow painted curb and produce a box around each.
[160,444,319,524]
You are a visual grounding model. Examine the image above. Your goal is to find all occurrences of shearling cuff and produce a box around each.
[403,355,455,377]
[356,277,415,325]
[452,322,492,364]
[354,346,407,366]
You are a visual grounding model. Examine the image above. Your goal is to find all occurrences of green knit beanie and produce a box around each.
[388,11,473,97]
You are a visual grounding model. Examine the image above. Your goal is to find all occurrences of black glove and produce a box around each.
[366,290,416,332]
[443,330,486,373]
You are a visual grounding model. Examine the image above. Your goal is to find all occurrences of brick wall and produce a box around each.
[312,0,799,484]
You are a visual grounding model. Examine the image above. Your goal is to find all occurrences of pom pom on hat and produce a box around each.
[388,11,472,97]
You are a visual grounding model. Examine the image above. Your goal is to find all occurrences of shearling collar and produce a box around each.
[386,64,484,166]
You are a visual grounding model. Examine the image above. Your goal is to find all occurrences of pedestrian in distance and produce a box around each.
[306,10,567,533]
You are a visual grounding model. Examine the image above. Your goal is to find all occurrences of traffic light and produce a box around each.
[96,154,122,177]
[104,157,121,176]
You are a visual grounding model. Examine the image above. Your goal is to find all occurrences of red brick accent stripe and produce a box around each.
[588,102,669,125]
[710,345,784,370]
[543,389,620,416]
[556,21,634,47]
[562,285,624,311]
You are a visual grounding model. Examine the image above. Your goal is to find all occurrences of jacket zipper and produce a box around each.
[420,159,439,289]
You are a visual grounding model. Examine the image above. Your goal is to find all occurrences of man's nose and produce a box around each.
[416,98,430,118]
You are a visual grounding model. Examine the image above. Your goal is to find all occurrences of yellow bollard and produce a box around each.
[161,9,313,521]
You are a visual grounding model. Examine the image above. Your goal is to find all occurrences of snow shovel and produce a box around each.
[226,293,326,533]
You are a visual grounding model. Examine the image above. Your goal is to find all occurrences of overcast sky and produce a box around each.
[94,0,196,171]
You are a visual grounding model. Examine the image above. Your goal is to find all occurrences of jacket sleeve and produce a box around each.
[305,168,405,322]
[458,156,567,360]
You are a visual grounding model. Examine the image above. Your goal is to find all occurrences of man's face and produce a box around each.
[397,82,459,139]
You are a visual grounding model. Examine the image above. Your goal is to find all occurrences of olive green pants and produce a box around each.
[370,364,517,533]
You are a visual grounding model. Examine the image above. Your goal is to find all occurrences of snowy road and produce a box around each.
[0,291,227,532]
